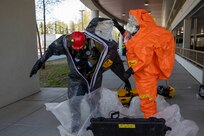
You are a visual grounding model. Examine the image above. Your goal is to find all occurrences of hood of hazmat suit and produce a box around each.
[125,9,175,79]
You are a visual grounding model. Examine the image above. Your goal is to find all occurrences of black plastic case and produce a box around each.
[87,117,171,136]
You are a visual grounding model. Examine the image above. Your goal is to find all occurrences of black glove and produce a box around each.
[123,67,134,80]
[124,80,131,91]
[112,18,120,26]
[30,60,43,77]
[112,18,125,35]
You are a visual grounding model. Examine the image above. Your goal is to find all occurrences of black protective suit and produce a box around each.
[30,18,131,133]
[30,18,131,98]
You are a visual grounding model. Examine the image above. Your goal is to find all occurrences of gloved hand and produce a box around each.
[123,67,134,80]
[112,18,120,27]
[112,18,125,35]
[124,81,131,91]
[30,60,43,77]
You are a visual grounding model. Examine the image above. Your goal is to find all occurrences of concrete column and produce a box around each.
[193,18,198,50]
[172,30,177,37]
[0,0,40,107]
[183,18,191,49]
[161,0,174,27]
[91,10,99,19]
[203,60,204,84]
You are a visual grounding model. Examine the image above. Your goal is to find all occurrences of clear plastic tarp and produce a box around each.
[45,88,199,136]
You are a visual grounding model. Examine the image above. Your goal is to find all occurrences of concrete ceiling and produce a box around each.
[81,0,163,25]
[191,5,204,33]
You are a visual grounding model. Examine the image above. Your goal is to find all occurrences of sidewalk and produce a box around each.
[0,59,203,136]
[38,55,66,61]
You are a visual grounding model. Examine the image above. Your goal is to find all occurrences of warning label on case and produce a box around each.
[118,124,136,128]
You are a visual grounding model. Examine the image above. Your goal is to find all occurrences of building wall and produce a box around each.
[0,0,40,107]
[169,0,204,84]
[169,0,201,30]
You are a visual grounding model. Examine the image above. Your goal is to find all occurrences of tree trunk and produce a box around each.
[36,22,43,58]
[42,0,46,69]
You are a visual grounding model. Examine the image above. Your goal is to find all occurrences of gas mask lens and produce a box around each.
[126,23,137,35]
[126,15,139,35]
[124,15,139,43]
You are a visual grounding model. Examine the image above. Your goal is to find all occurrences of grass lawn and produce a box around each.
[39,58,69,87]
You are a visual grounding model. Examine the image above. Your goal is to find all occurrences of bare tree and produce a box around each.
[36,23,43,58]
[69,21,76,33]
[43,0,46,56]
[35,0,64,68]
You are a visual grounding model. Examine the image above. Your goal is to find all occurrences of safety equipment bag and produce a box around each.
[117,86,175,105]
[157,85,175,98]
[87,116,171,136]
[117,88,138,105]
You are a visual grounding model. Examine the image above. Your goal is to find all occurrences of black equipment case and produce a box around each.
[87,117,171,136]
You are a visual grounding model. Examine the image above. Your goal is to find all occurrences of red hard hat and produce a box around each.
[70,32,86,50]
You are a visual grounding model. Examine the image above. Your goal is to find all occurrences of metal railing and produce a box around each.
[176,47,204,68]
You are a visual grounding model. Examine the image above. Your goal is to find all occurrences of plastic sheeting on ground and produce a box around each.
[45,88,199,136]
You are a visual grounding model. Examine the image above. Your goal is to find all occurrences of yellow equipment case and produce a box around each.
[117,88,138,105]
[118,85,175,105]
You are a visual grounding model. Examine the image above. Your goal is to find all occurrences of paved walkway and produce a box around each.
[0,57,203,136]
[38,55,66,61]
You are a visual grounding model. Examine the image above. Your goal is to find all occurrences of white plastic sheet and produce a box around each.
[45,88,199,136]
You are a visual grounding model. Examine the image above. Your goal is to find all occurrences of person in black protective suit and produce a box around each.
[30,18,131,133]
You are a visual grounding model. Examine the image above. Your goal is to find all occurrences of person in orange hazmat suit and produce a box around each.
[113,9,175,118]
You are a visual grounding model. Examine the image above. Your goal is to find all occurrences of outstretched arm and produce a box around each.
[110,52,132,90]
[112,18,126,35]
[30,35,66,77]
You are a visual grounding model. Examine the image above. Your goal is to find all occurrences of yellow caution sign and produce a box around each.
[139,94,153,101]
[118,124,136,128]
[103,59,113,68]
[128,60,137,67]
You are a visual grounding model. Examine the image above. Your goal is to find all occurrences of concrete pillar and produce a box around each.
[161,0,174,27]
[172,30,177,37]
[0,0,40,107]
[91,10,99,19]
[203,60,204,84]
[193,18,198,50]
[183,18,191,49]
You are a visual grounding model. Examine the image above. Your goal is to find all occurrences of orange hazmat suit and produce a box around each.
[125,9,175,118]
